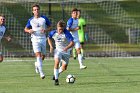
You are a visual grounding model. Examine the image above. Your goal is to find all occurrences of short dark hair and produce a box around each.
[57,20,66,28]
[32,4,40,10]
[0,14,5,18]
[71,8,78,13]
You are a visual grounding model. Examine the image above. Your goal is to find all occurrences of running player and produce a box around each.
[73,9,87,60]
[66,8,87,69]
[24,4,51,79]
[48,20,74,85]
[0,14,11,62]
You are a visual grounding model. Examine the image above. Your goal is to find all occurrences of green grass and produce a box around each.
[0,58,140,93]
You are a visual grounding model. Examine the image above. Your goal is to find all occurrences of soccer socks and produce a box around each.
[81,48,84,58]
[54,68,59,80]
[59,66,63,74]
[78,54,83,67]
[73,48,77,58]
[36,57,44,76]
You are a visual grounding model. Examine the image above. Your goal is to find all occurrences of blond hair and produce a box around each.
[57,20,66,28]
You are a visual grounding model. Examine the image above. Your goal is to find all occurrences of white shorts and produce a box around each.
[54,49,70,65]
[74,41,80,49]
[31,38,46,55]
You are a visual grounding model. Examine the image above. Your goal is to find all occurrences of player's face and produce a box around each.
[32,7,40,17]
[0,16,5,25]
[57,27,64,34]
[71,11,77,19]
[77,11,81,18]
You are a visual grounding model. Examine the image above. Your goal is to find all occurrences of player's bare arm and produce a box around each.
[46,25,52,32]
[47,38,53,53]
[3,36,11,42]
[67,27,79,32]
[63,41,74,52]
[24,27,34,34]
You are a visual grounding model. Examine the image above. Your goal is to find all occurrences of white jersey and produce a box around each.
[25,15,51,40]
[48,29,73,53]
[0,25,6,42]
[67,17,79,42]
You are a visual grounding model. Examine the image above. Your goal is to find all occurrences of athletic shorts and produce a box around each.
[74,41,81,49]
[31,38,46,55]
[54,49,70,65]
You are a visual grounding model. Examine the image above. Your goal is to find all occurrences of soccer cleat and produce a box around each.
[40,73,45,79]
[41,75,45,79]
[73,57,76,60]
[52,75,55,80]
[54,79,59,85]
[80,65,87,69]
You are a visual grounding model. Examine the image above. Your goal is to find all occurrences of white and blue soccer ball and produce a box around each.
[66,74,76,83]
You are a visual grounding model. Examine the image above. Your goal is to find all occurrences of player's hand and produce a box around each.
[63,47,68,52]
[5,36,11,42]
[29,29,34,34]
[74,27,80,31]
[7,37,11,41]
[50,47,53,53]
[41,29,46,34]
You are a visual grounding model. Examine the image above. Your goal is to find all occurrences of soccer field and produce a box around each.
[0,57,140,93]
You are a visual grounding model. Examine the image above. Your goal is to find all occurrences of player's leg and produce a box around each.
[72,48,77,60]
[35,61,39,73]
[0,52,3,62]
[80,42,85,59]
[35,52,45,79]
[59,53,70,74]
[41,55,45,60]
[53,49,61,85]
[32,41,45,79]
[54,58,60,85]
[41,40,47,61]
[75,42,87,69]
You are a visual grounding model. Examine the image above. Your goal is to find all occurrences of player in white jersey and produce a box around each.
[24,4,51,79]
[66,8,87,69]
[0,14,11,62]
[48,20,74,85]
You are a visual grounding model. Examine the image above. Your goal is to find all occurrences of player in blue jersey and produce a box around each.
[66,8,87,69]
[48,20,74,85]
[24,4,51,79]
[73,9,87,60]
[0,14,11,62]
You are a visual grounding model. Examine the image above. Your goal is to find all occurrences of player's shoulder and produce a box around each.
[28,16,34,21]
[68,17,73,21]
[0,25,6,29]
[63,29,69,33]
[63,29,72,36]
[50,29,56,33]
[40,15,48,19]
[49,30,57,36]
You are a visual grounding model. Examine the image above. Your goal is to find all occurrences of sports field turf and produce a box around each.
[0,57,140,93]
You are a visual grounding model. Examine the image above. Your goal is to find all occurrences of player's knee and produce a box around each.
[0,58,3,62]
[42,55,45,60]
[76,49,81,54]
[62,66,67,71]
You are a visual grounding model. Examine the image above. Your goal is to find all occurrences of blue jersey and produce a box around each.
[0,25,6,41]
[48,29,73,52]
[66,17,79,42]
[25,15,51,39]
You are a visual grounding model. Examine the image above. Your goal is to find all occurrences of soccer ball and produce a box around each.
[66,74,76,83]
